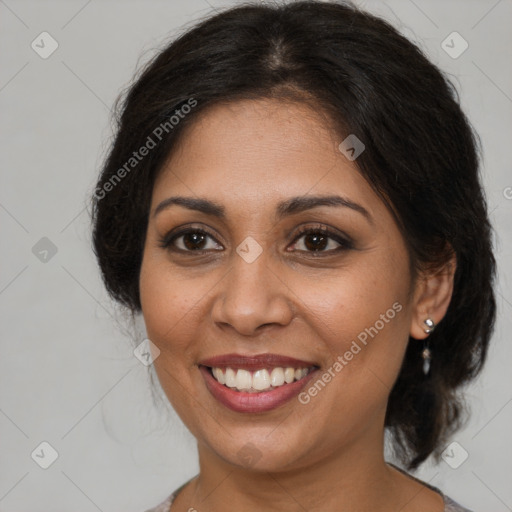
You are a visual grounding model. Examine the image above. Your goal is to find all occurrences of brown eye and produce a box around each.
[182,232,207,250]
[159,229,223,252]
[302,232,330,251]
[289,226,352,255]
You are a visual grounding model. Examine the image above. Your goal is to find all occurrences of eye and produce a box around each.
[288,225,352,255]
[159,224,353,255]
[159,228,223,252]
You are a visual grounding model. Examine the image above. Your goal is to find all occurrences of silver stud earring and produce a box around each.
[424,317,435,334]
[422,318,435,375]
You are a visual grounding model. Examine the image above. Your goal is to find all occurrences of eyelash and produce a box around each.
[158,224,353,257]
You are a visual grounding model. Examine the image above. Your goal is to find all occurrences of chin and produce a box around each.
[205,430,315,473]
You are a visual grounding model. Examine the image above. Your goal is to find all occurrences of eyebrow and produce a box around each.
[153,194,373,224]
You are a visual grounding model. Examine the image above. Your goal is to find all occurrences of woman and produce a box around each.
[91,1,496,511]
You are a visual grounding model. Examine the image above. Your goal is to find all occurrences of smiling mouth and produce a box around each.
[204,365,317,393]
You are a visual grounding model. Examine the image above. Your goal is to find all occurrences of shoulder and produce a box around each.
[387,462,475,512]
[443,494,476,512]
[143,476,195,512]
[142,493,174,512]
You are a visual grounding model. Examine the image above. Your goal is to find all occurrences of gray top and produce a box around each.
[144,468,474,512]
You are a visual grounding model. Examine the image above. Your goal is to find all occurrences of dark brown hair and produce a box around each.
[91,0,496,469]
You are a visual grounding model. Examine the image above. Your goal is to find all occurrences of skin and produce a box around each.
[139,98,456,512]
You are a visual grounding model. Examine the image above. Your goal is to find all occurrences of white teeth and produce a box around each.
[212,367,225,385]
[210,366,313,392]
[270,368,285,386]
[225,368,237,388]
[253,369,271,390]
[284,367,295,384]
[235,369,252,390]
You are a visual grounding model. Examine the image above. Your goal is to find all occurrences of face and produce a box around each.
[139,98,418,472]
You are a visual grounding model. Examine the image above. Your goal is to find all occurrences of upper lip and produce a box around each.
[198,353,319,370]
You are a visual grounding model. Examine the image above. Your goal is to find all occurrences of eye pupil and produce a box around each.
[184,232,207,250]
[305,233,328,251]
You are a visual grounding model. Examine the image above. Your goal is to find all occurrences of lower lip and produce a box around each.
[199,365,319,413]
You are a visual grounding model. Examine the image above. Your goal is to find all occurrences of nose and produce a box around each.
[210,249,294,336]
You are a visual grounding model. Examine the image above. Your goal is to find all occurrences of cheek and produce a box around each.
[139,255,201,356]
[291,267,411,446]
[293,256,412,379]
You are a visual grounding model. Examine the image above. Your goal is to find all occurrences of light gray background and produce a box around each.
[1,0,511,510]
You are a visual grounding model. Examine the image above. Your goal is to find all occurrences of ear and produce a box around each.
[410,249,457,340]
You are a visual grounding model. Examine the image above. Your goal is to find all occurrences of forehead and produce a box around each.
[152,98,379,217]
